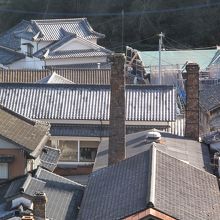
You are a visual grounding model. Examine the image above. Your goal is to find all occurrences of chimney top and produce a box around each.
[33,191,47,220]
[34,192,47,203]
[186,63,200,72]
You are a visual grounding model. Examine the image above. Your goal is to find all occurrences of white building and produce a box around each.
[0,18,111,69]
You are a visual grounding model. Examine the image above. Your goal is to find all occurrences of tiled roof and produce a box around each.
[1,167,85,220]
[0,105,50,154]
[51,62,111,69]
[45,49,111,59]
[0,84,176,122]
[0,20,31,50]
[39,146,61,172]
[93,130,212,172]
[78,146,220,220]
[33,33,111,60]
[0,69,111,84]
[37,72,74,84]
[0,46,25,65]
[31,18,105,41]
[200,84,220,111]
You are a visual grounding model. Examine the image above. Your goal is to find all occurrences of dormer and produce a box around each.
[22,42,34,57]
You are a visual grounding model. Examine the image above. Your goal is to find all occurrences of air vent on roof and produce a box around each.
[146,131,161,143]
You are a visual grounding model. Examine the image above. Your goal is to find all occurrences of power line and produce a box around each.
[0,1,220,17]
[109,34,157,51]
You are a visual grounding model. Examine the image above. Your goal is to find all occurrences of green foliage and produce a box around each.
[1,0,220,51]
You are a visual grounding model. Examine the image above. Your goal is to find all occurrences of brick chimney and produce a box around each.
[108,54,126,166]
[185,63,200,140]
[33,192,47,220]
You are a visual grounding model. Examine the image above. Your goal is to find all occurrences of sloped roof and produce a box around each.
[31,18,104,41]
[39,146,60,172]
[78,146,220,220]
[93,130,211,172]
[0,69,111,84]
[0,104,50,154]
[0,84,176,122]
[138,49,218,71]
[200,84,220,112]
[34,32,111,60]
[37,72,74,84]
[0,46,25,65]
[0,20,32,50]
[1,167,84,220]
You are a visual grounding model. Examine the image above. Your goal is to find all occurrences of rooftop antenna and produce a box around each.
[158,32,165,85]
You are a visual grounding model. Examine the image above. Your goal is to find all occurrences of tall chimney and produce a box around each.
[33,192,47,220]
[185,63,200,140]
[108,54,126,166]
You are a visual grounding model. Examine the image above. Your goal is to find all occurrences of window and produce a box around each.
[59,140,78,162]
[80,141,98,162]
[56,140,99,162]
[0,163,8,179]
[27,44,33,57]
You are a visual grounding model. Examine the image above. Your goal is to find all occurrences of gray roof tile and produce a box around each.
[0,105,50,153]
[1,167,85,220]
[39,146,60,171]
[0,69,111,84]
[37,72,74,84]
[78,146,220,220]
[0,20,31,50]
[200,84,220,111]
[0,84,176,122]
[93,130,212,172]
[31,18,104,41]
[0,46,25,65]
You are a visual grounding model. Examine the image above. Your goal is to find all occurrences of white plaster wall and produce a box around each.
[9,57,44,69]
[45,56,107,66]
[58,38,96,51]
[89,38,97,44]
[20,38,38,54]
[0,138,19,149]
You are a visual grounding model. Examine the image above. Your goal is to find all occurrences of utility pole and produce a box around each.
[121,9,124,52]
[158,32,164,85]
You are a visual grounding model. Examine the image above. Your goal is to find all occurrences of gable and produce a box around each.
[55,37,99,51]
[0,137,19,149]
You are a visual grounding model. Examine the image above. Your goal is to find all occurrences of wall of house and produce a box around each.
[0,149,26,179]
[200,108,210,136]
[9,57,44,69]
[50,136,101,163]
[0,138,19,149]
[20,39,38,55]
[58,38,95,51]
[45,56,107,66]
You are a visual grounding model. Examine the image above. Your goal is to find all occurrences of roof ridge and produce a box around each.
[147,143,157,208]
[48,72,74,83]
[20,174,32,193]
[0,104,36,126]
[35,167,85,187]
[0,45,24,55]
[32,18,86,23]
